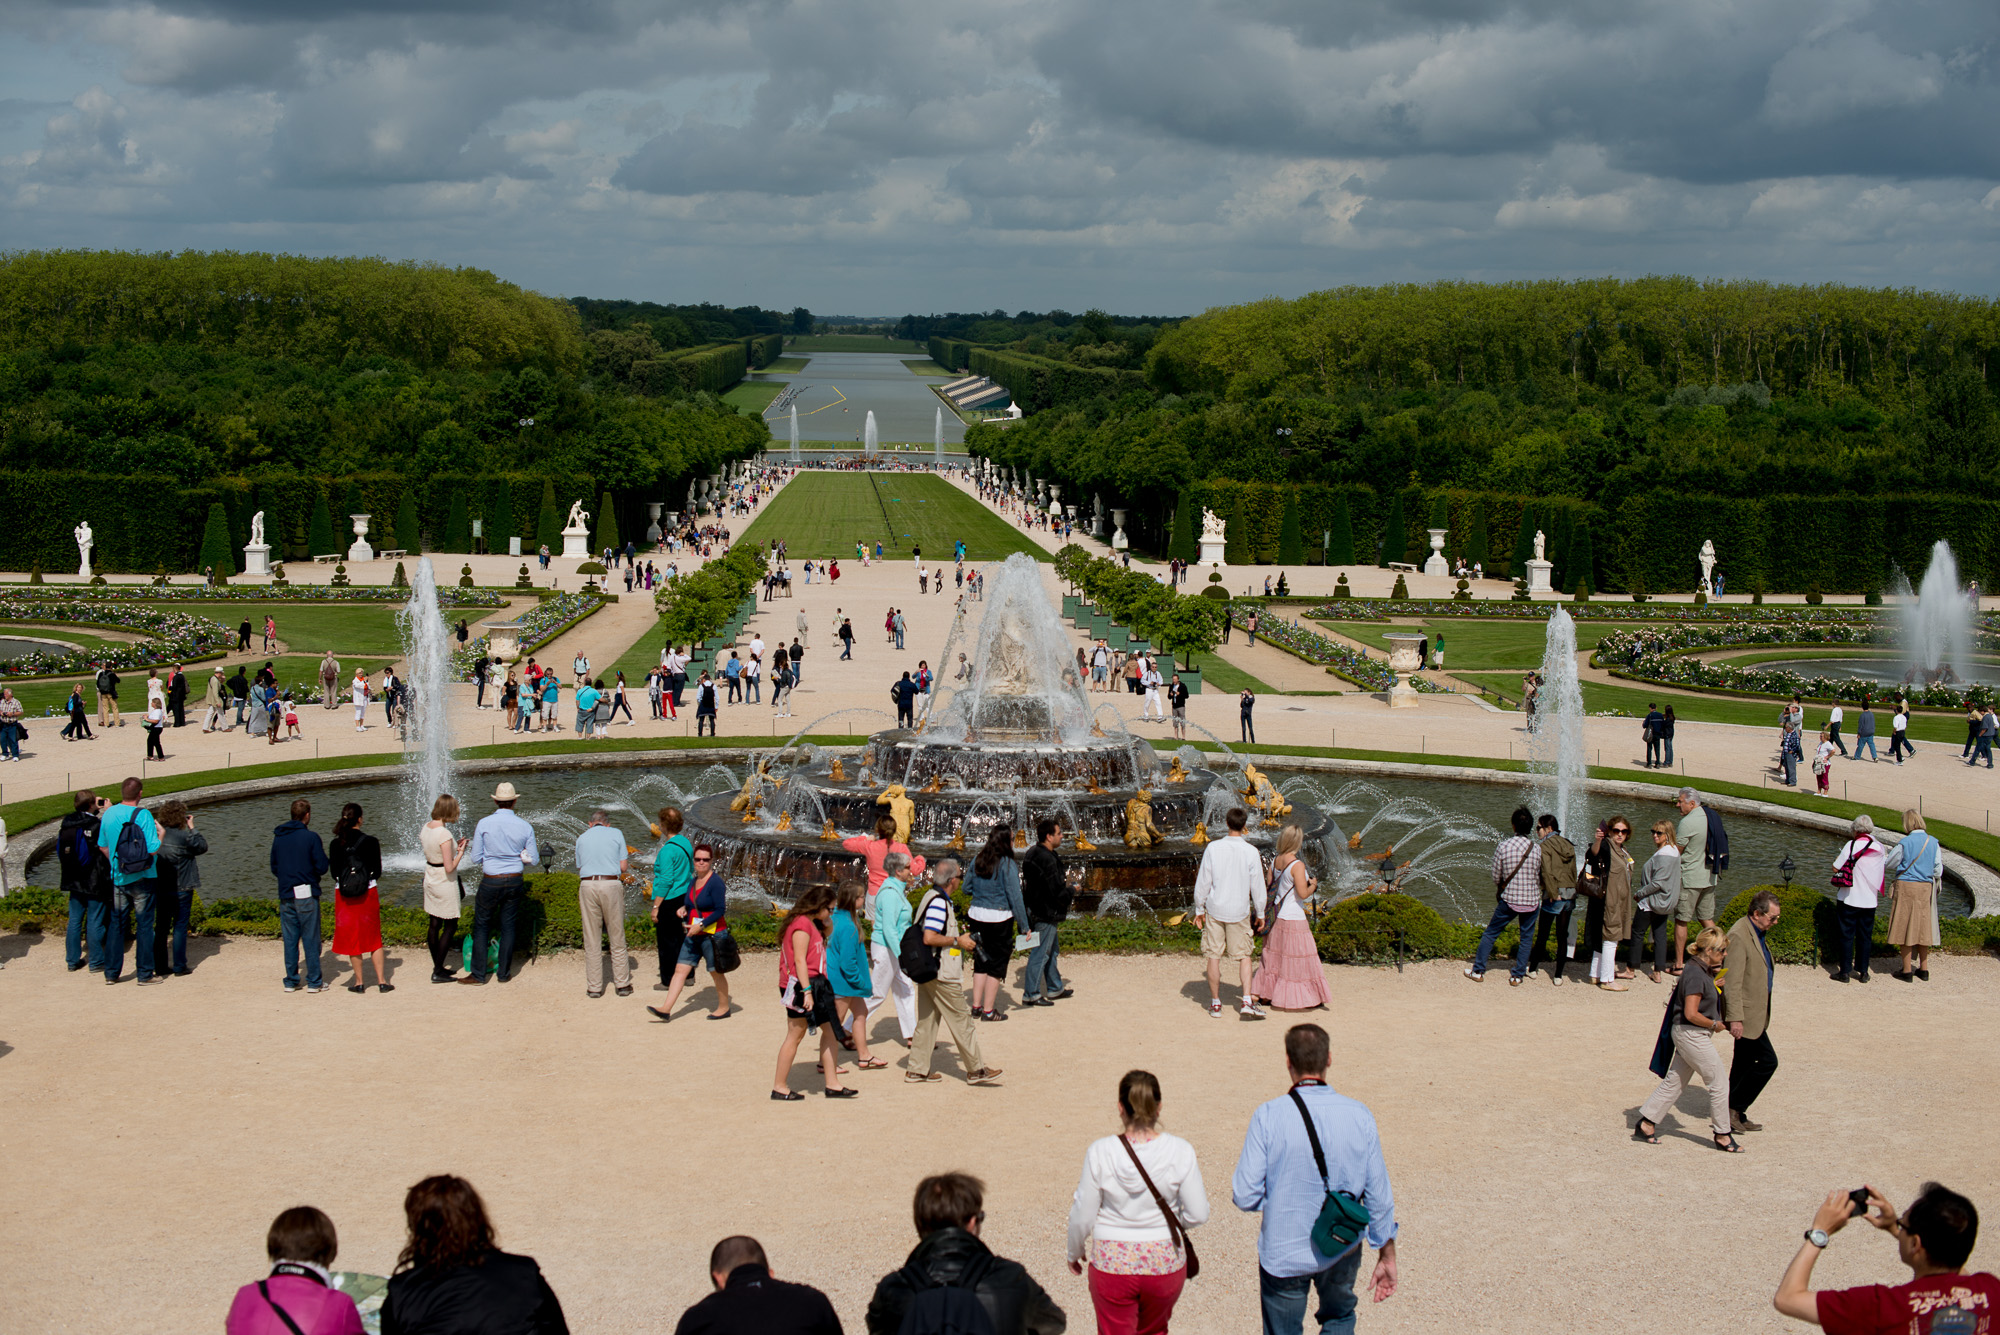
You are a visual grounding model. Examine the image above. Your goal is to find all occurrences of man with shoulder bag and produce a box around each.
[1233,1023,1398,1335]
[1465,807,1541,986]
[1526,815,1579,985]
[902,859,1001,1087]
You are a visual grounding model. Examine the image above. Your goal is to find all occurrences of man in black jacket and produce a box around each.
[166,664,188,727]
[269,799,330,993]
[1019,819,1073,1006]
[58,789,112,972]
[228,666,250,729]
[867,1173,1065,1335]
[674,1236,842,1335]
[94,664,121,728]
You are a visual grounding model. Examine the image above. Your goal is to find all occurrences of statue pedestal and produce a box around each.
[347,540,374,562]
[1423,528,1449,577]
[1110,508,1129,551]
[242,544,271,576]
[646,503,664,544]
[561,525,590,559]
[1198,537,1227,566]
[1525,558,1553,593]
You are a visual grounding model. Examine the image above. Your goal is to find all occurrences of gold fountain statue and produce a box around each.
[1122,788,1164,849]
[875,784,915,845]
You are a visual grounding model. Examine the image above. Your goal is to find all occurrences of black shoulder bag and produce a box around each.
[257,1281,308,1335]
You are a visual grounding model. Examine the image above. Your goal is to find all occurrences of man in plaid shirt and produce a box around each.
[1465,806,1544,986]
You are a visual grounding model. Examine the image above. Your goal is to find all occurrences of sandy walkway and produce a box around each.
[1,939,1994,1332]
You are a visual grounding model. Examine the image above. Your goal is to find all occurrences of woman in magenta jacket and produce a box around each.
[226,1207,363,1335]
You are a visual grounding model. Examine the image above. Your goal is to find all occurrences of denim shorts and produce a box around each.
[677,933,718,971]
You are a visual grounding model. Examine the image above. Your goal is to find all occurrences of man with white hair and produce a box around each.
[1674,787,1717,971]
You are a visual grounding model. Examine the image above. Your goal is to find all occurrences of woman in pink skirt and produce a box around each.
[1252,824,1332,1011]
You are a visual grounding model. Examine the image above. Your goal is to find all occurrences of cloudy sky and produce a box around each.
[2,0,1997,315]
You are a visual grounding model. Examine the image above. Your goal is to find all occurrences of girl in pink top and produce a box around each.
[842,815,927,906]
[771,884,855,1101]
[226,1207,363,1335]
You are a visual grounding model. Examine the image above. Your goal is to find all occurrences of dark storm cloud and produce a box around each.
[0,0,1996,309]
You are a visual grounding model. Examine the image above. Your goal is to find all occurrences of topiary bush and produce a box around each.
[330,562,350,587]
[390,560,408,589]
[1864,590,1883,606]
[1390,574,1409,599]
[1314,893,1473,963]
[1629,574,1648,603]
[459,563,475,589]
[1333,572,1352,600]
[28,561,43,585]
[1512,577,1531,602]
[1573,578,1591,602]
[1453,577,1472,603]
[515,563,535,589]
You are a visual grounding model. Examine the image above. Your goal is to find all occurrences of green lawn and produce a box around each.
[722,380,786,416]
[1180,652,1275,695]
[785,335,929,353]
[1452,670,1969,744]
[762,356,811,373]
[223,603,411,656]
[736,472,1045,563]
[900,359,953,376]
[1313,617,1642,669]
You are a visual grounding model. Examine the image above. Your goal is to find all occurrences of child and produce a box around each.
[826,880,885,1072]
[284,692,302,740]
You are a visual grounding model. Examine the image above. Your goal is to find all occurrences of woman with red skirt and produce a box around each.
[330,802,389,993]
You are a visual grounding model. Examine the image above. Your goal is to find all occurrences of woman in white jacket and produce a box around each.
[1067,1070,1209,1334]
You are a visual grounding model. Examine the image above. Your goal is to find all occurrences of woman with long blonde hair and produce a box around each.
[1250,824,1331,1011]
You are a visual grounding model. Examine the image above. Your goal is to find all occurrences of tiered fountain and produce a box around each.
[682,553,1332,907]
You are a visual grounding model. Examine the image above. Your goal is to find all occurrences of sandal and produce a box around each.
[1713,1134,1744,1153]
[856,1056,889,1070]
[1632,1118,1660,1144]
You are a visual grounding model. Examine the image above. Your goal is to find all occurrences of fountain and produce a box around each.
[681,552,1332,906]
[1525,607,1589,846]
[864,410,878,459]
[1899,540,1974,687]
[395,557,457,854]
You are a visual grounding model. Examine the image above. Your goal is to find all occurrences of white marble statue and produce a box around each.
[1201,506,1227,540]
[565,499,589,531]
[1699,539,1717,590]
[1534,529,1546,562]
[249,510,265,548]
[74,520,93,577]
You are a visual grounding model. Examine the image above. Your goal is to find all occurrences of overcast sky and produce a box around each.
[3,1,1997,316]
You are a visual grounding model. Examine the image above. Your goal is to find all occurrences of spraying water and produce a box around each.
[789,406,800,464]
[934,407,943,465]
[1899,540,1973,684]
[396,557,458,855]
[1525,608,1589,846]
[864,410,878,459]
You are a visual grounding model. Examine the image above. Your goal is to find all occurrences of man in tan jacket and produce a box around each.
[1723,891,1782,1134]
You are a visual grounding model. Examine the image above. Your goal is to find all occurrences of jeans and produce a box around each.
[1779,750,1797,785]
[66,896,105,970]
[1023,920,1065,999]
[114,885,159,981]
[88,898,119,977]
[1259,1247,1364,1335]
[1645,737,1661,767]
[1242,711,1255,743]
[1528,901,1575,978]
[894,629,904,649]
[1828,722,1846,756]
[280,896,324,988]
[1975,736,1994,768]
[1662,736,1674,766]
[1629,908,1673,973]
[513,707,533,732]
[1730,1030,1779,1114]
[0,723,20,759]
[165,888,193,972]
[747,676,760,703]
[1835,902,1876,978]
[696,709,717,736]
[1855,734,1878,760]
[1472,901,1540,978]
[471,874,525,980]
[841,639,852,659]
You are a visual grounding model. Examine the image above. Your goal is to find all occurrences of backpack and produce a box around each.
[114,813,152,876]
[896,1254,995,1335]
[1832,835,1874,890]
[1702,804,1730,874]
[900,891,943,985]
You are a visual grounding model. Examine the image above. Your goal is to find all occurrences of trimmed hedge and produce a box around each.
[747,332,783,369]
[967,347,1146,413]
[633,342,748,396]
[928,337,973,372]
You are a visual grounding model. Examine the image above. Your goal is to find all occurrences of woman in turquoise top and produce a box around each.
[650,806,694,990]
[1888,809,1942,981]
[869,853,917,1045]
[828,881,887,1070]
[539,674,560,731]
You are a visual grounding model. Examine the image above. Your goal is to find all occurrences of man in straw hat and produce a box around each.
[463,781,539,984]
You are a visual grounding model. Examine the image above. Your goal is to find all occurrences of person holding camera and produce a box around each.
[1774,1183,1995,1332]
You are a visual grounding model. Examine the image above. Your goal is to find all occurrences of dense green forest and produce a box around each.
[0,251,767,570]
[967,277,2000,592]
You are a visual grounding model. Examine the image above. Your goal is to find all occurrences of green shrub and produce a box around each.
[1512,577,1531,602]
[1864,590,1883,606]
[198,501,236,578]
[515,563,534,589]
[390,560,408,589]
[1573,578,1591,602]
[1199,584,1230,602]
[1390,574,1409,599]
[1333,572,1352,599]
[459,563,475,589]
[1805,584,1824,605]
[1630,575,1648,603]
[308,491,339,558]
[28,561,42,584]
[1453,577,1472,602]
[1314,893,1473,963]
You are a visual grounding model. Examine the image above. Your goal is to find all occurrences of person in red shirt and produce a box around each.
[1776,1182,1996,1333]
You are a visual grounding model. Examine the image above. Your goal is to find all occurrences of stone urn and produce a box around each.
[1111,508,1129,551]
[347,514,374,563]
[1383,632,1426,709]
[1424,528,1449,577]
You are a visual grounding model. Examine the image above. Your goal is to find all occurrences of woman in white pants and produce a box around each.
[867,851,920,1044]
[350,671,369,732]
[1586,816,1635,989]
[1141,658,1164,720]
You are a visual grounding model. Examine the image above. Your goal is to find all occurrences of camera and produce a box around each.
[1848,1188,1872,1217]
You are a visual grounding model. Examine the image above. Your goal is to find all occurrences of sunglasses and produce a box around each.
[1611,826,1630,835]
[693,855,712,862]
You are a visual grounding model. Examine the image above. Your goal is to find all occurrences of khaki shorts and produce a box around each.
[1201,916,1253,961]
[1677,883,1717,924]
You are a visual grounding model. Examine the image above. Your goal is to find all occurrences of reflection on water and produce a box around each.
[1753,657,2000,687]
[29,763,1964,923]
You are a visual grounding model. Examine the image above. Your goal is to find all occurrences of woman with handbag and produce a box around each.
[420,795,467,984]
[771,883,855,1101]
[828,878,888,1069]
[329,802,389,993]
[1066,1069,1209,1334]
[1831,813,1886,983]
[647,842,733,1021]
[1629,821,1680,982]
[1584,817,1635,990]
[1887,809,1941,981]
[1250,825,1331,1011]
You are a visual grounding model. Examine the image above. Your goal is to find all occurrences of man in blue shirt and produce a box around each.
[268,797,330,992]
[464,781,540,984]
[573,809,630,997]
[98,776,163,985]
[1233,1024,1398,1335]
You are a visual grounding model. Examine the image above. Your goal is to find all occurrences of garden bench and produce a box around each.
[313,554,342,563]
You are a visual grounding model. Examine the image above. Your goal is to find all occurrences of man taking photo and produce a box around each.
[1776,1183,1995,1332]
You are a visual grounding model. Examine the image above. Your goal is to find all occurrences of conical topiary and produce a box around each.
[29,561,43,585]
[445,491,472,554]
[1327,494,1355,565]
[1466,498,1489,570]
[489,479,515,552]
[1168,490,1198,563]
[1390,573,1409,599]
[536,480,562,550]
[1277,490,1304,564]
[1568,518,1595,597]
[308,491,339,558]
[391,560,408,589]
[1512,503,1535,575]
[198,501,236,578]
[393,489,421,554]
[597,492,621,555]
[1378,493,1406,567]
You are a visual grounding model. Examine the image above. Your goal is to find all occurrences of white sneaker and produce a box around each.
[1208,999,1224,1017]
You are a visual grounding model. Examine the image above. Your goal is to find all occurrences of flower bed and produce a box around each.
[450,591,604,680]
[1230,608,1444,693]
[1594,623,1999,708]
[0,584,504,608]
[1298,599,1913,627]
[0,603,231,678]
